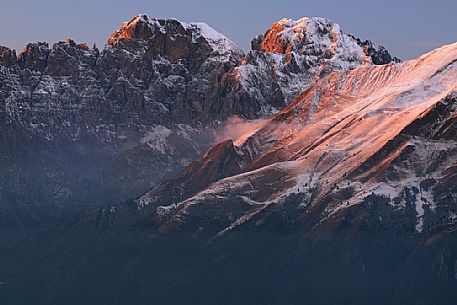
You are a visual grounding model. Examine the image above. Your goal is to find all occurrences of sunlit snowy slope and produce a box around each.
[136,42,457,237]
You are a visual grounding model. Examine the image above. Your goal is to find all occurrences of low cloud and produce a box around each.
[214,116,269,143]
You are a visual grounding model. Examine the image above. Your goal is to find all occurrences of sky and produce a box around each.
[0,0,456,60]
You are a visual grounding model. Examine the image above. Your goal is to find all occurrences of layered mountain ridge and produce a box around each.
[2,14,457,305]
[0,14,396,227]
[125,42,457,239]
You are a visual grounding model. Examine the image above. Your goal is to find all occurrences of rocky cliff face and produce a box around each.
[2,15,244,136]
[0,15,245,226]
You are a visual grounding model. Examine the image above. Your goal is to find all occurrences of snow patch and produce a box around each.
[140,125,172,153]
[175,20,243,58]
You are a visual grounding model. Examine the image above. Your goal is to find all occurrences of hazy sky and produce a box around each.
[0,0,455,60]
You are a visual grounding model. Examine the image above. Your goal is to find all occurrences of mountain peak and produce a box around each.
[0,45,16,66]
[107,14,158,45]
[253,16,396,66]
[107,14,243,57]
[256,17,345,53]
[181,21,243,56]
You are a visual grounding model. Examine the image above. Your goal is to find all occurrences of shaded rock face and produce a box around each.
[349,35,400,65]
[98,15,244,125]
[138,139,245,208]
[16,42,51,72]
[3,15,244,136]
[0,15,244,227]
[0,46,17,67]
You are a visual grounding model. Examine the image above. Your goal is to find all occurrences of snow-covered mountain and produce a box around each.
[2,14,457,305]
[0,14,396,227]
[131,41,457,238]
[214,17,398,118]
